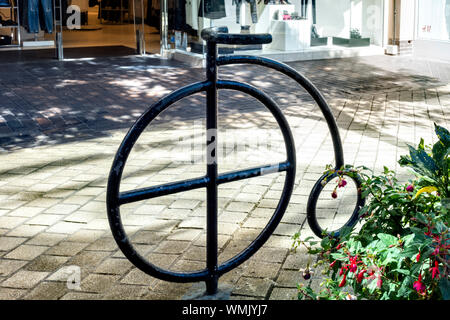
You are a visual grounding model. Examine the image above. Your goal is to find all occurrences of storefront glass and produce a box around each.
[417,0,450,42]
[163,0,385,57]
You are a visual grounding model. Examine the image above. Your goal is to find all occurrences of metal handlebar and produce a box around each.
[201,26,272,45]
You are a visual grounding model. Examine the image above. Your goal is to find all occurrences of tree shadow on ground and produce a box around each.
[0,54,448,154]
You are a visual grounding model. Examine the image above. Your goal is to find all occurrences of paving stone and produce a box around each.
[7,224,47,237]
[27,214,62,226]
[4,244,49,260]
[1,270,49,289]
[269,287,298,300]
[275,270,303,288]
[153,240,191,254]
[8,206,45,218]
[166,229,202,241]
[0,259,28,276]
[25,255,70,273]
[120,268,157,286]
[61,292,102,300]
[46,221,84,234]
[101,284,149,300]
[46,242,89,256]
[26,233,66,246]
[232,277,274,298]
[0,236,27,251]
[23,281,68,300]
[94,258,133,275]
[79,274,120,293]
[0,287,27,300]
[65,229,105,243]
[0,217,27,229]
[226,202,255,213]
[68,251,111,272]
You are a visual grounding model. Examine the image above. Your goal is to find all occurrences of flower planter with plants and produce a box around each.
[332,28,370,47]
[292,124,449,300]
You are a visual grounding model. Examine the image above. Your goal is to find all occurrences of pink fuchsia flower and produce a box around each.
[348,256,363,273]
[329,260,337,268]
[357,270,366,283]
[338,179,347,188]
[406,184,414,192]
[429,261,440,279]
[339,274,347,288]
[331,190,338,199]
[377,275,383,289]
[413,274,427,295]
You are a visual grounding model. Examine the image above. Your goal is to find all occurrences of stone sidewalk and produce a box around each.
[0,53,449,300]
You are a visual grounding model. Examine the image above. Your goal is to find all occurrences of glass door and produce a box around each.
[56,0,141,59]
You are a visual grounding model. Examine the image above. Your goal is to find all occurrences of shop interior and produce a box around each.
[0,0,162,58]
[0,0,386,61]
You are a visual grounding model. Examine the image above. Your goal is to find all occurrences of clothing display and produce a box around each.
[233,0,257,24]
[19,0,54,33]
[198,0,226,20]
[99,0,129,22]
[300,0,316,23]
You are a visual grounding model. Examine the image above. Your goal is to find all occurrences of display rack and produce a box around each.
[0,0,21,48]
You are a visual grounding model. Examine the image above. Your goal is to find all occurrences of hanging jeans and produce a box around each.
[27,0,53,33]
[233,0,257,25]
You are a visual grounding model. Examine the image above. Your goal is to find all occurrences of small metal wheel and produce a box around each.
[306,171,365,239]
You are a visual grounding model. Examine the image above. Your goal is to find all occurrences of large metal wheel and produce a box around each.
[106,80,296,283]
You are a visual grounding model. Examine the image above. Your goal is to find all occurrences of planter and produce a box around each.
[311,37,328,47]
[332,36,370,47]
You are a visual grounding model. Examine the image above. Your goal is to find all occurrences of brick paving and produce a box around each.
[0,53,449,300]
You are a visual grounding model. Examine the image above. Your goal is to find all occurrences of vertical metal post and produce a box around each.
[205,40,218,295]
[160,0,168,57]
[54,0,64,60]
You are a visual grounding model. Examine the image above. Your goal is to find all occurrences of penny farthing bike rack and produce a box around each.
[106,27,365,295]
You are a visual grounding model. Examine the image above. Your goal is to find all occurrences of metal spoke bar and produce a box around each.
[118,162,291,206]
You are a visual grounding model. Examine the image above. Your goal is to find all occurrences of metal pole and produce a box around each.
[160,0,168,57]
[205,40,218,295]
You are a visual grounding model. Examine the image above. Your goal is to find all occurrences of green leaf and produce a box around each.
[330,253,346,260]
[432,140,450,167]
[377,233,397,246]
[439,278,450,300]
[408,145,438,177]
[435,123,450,148]
[397,276,413,298]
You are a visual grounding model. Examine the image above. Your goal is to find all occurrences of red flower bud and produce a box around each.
[339,274,347,287]
[331,190,338,199]
[416,251,420,262]
[406,184,414,192]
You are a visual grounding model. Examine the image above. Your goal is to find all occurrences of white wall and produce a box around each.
[416,0,450,41]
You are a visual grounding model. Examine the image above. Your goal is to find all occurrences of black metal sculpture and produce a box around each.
[106,26,364,296]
